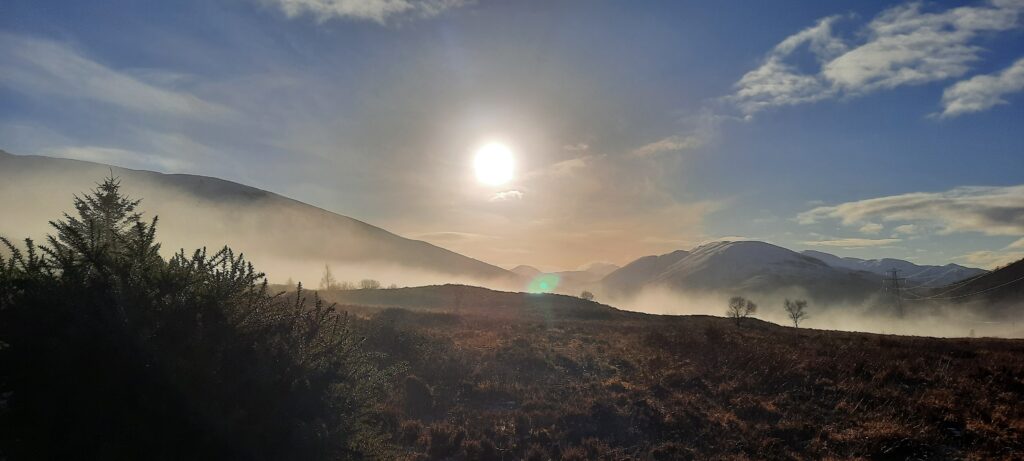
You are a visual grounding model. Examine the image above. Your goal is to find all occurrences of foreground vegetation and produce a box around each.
[322,286,1024,460]
[0,177,397,460]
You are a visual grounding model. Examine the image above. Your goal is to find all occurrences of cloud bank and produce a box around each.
[798,184,1024,237]
[731,0,1024,116]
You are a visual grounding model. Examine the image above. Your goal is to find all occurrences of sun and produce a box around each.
[473,142,515,186]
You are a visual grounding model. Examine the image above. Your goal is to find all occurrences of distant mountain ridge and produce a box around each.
[0,150,515,284]
[801,250,986,287]
[601,241,984,305]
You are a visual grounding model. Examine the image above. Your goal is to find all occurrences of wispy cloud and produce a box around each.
[258,0,470,24]
[940,57,1024,117]
[562,143,590,152]
[729,16,844,115]
[859,222,884,234]
[731,0,1024,116]
[489,190,523,202]
[631,135,704,158]
[798,185,1024,237]
[893,224,918,235]
[803,237,902,248]
[0,34,229,119]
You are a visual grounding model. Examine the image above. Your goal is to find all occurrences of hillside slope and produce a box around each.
[335,285,1024,460]
[0,150,515,284]
[931,257,1024,316]
[604,241,879,303]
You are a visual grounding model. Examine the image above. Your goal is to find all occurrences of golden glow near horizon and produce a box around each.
[473,142,514,186]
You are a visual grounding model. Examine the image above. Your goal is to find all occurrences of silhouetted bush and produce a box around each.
[463,437,498,461]
[0,176,397,460]
[426,423,465,459]
[403,375,435,418]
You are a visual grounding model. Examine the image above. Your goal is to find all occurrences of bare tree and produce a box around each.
[726,296,757,326]
[319,264,338,290]
[580,291,595,301]
[784,298,809,328]
[360,279,381,290]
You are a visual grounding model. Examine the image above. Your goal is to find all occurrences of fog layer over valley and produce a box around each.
[4,150,1019,338]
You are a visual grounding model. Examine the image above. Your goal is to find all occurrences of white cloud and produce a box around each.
[798,185,1024,237]
[0,34,228,119]
[803,237,902,248]
[824,2,1020,92]
[562,143,590,152]
[729,16,844,114]
[1008,237,1024,249]
[260,0,469,24]
[631,135,704,158]
[940,57,1024,117]
[489,190,523,202]
[859,222,884,234]
[731,1,1024,115]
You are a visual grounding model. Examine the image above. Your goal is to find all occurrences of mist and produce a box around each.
[600,285,1024,339]
[3,154,1021,340]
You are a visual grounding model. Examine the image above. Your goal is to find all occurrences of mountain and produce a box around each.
[603,241,880,303]
[0,150,515,285]
[511,265,543,278]
[578,262,621,278]
[602,249,690,292]
[934,257,1024,316]
[801,250,985,286]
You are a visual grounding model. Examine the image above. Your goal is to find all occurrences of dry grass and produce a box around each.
[323,286,1024,460]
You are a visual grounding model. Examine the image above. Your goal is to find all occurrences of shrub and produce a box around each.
[403,375,435,418]
[0,176,398,460]
[426,423,465,459]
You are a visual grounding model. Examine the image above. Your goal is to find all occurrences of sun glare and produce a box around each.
[473,143,514,186]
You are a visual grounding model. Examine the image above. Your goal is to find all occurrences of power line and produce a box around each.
[904,270,995,299]
[905,272,1024,301]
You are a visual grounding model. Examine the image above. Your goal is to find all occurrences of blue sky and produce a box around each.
[2,0,1023,270]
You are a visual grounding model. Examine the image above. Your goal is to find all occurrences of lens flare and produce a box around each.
[527,273,560,293]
